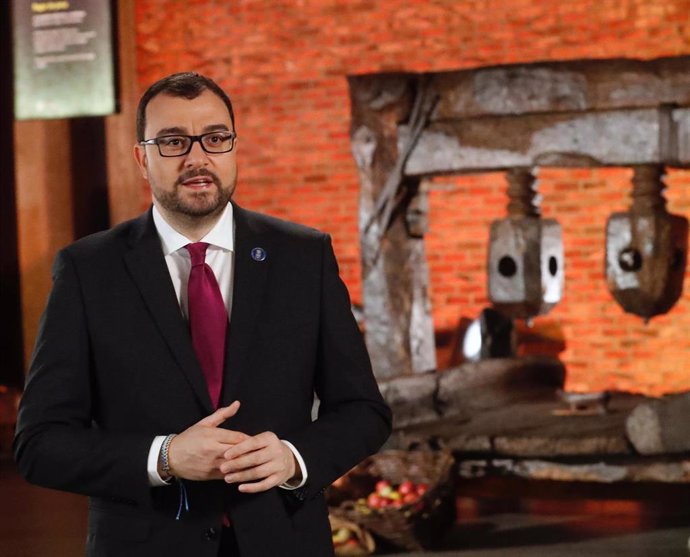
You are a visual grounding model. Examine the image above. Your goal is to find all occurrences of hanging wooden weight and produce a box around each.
[488,168,564,321]
[605,165,688,322]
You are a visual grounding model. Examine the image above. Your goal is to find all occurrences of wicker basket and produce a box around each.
[329,514,376,556]
[328,450,456,552]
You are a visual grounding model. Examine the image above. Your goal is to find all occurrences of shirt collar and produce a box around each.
[152,203,235,255]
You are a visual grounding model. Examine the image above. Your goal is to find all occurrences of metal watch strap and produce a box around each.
[161,433,177,477]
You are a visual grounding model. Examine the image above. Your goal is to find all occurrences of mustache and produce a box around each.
[175,168,221,187]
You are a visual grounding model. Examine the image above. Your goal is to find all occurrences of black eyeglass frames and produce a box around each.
[139,131,237,157]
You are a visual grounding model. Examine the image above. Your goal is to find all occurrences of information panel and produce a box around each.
[12,0,116,120]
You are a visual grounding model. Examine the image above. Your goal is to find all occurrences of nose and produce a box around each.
[183,138,209,167]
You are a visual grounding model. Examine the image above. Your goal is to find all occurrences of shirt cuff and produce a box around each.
[147,435,174,487]
[279,440,308,490]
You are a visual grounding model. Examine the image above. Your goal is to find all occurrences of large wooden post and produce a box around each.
[105,0,145,225]
[349,75,437,380]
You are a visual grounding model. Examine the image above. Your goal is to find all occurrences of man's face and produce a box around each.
[134,90,237,219]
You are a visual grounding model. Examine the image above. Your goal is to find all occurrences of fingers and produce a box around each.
[238,475,283,493]
[220,441,270,474]
[166,403,249,481]
[224,461,276,484]
[214,429,250,445]
[168,431,243,481]
[198,400,241,427]
[222,431,271,461]
[226,462,285,493]
[220,432,296,492]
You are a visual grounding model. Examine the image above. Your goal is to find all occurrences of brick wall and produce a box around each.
[135,0,690,395]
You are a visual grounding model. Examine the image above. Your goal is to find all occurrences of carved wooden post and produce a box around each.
[349,75,437,379]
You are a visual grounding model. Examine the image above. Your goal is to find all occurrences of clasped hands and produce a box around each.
[162,401,300,493]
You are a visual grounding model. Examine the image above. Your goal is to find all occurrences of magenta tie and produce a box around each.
[186,242,227,409]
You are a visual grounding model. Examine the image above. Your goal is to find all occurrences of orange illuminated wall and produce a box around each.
[134,0,690,395]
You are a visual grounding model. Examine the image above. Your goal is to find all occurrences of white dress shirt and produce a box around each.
[146,203,307,489]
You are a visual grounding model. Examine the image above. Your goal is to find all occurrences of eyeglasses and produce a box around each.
[139,131,237,157]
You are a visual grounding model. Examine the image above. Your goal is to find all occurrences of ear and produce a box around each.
[133,144,149,180]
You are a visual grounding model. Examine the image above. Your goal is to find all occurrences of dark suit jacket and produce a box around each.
[14,204,392,557]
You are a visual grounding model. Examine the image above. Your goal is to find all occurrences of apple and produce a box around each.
[367,493,383,509]
[332,527,351,545]
[402,492,418,505]
[399,480,415,495]
[388,491,401,501]
[362,479,430,511]
[375,480,392,497]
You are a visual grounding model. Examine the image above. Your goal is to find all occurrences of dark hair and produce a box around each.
[136,72,236,141]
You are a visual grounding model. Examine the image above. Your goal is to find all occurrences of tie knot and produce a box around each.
[186,242,209,267]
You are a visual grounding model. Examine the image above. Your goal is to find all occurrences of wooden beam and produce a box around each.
[459,457,690,484]
[392,391,647,458]
[430,57,690,120]
[106,0,145,225]
[404,107,690,176]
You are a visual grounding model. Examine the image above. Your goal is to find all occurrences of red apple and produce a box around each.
[399,480,415,495]
[375,480,392,496]
[416,483,429,496]
[402,492,418,505]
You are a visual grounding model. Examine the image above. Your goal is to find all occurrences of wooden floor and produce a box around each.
[2,459,690,557]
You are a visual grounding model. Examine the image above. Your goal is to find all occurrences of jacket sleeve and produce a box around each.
[13,249,154,506]
[284,235,392,501]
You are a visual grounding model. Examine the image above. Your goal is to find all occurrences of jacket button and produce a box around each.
[204,527,218,541]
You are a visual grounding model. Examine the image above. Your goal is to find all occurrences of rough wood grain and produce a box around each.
[349,74,437,379]
[391,391,646,458]
[626,392,690,455]
[379,357,564,429]
[458,457,690,483]
[404,108,689,176]
[430,57,690,120]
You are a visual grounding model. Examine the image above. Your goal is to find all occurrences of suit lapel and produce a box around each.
[124,210,214,413]
[224,205,271,403]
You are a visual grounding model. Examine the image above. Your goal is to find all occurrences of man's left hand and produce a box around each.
[220,431,299,492]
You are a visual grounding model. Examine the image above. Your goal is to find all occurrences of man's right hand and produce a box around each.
[164,401,248,481]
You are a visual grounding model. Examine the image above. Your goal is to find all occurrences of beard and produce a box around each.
[152,168,236,218]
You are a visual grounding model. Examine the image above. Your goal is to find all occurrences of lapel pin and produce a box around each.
[251,247,267,262]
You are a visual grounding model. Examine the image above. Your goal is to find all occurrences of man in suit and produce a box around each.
[14,72,392,556]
